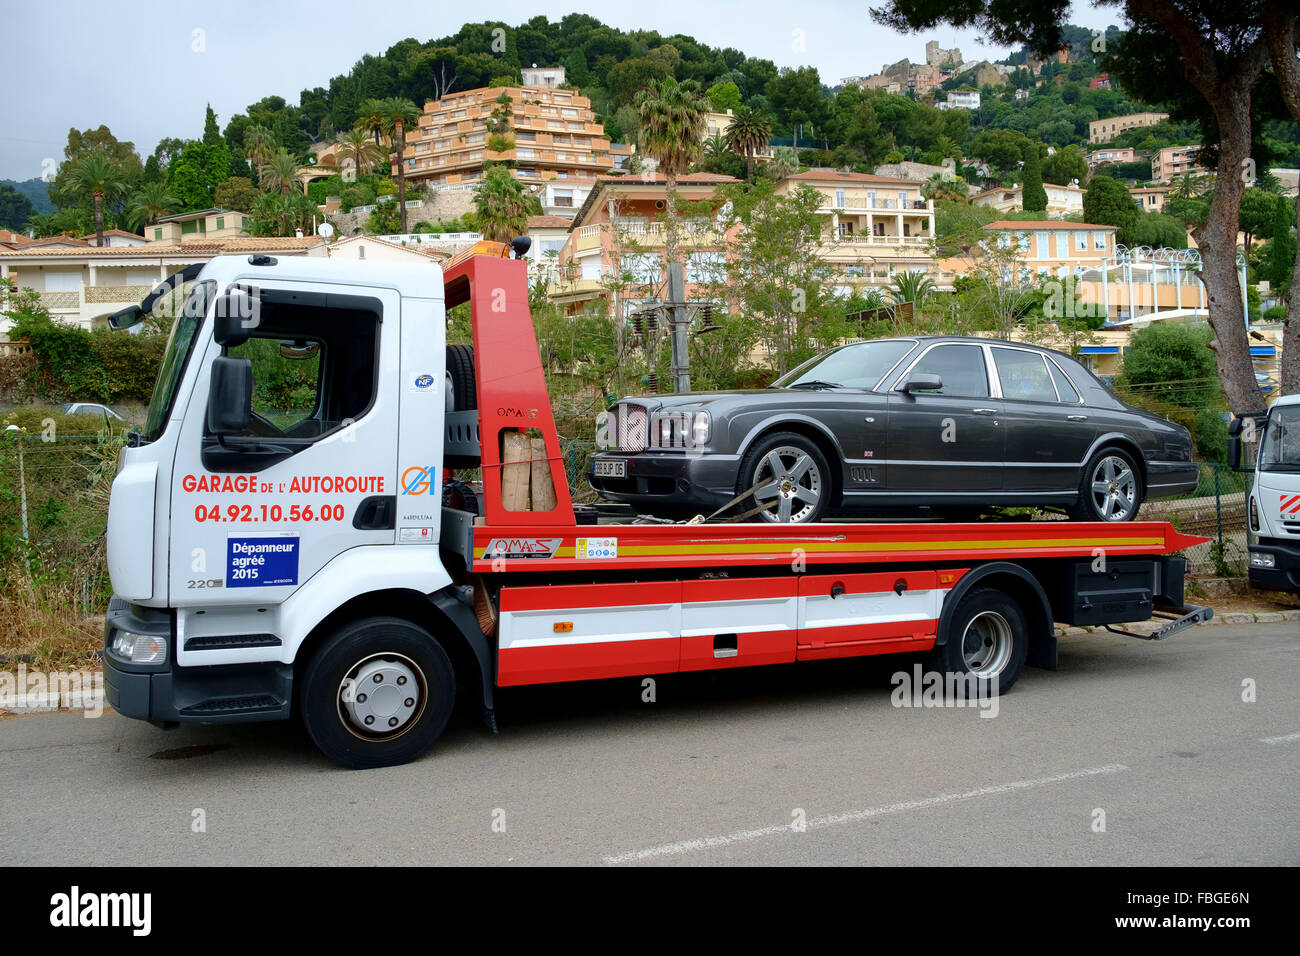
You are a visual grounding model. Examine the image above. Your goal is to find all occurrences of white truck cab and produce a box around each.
[1231,394,1300,596]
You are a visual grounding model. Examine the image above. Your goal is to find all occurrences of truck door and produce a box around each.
[168,280,401,627]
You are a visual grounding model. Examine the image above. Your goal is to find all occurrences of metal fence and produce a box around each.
[1142,461,1254,576]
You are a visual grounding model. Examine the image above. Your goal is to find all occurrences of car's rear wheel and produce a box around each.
[737,432,830,523]
[1069,448,1143,522]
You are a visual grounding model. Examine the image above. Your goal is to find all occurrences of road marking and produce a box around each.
[603,764,1128,865]
[1260,732,1300,745]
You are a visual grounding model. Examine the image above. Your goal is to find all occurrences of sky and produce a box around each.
[3,0,1122,181]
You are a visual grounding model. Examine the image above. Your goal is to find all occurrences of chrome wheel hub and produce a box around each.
[753,446,822,523]
[1090,456,1137,520]
[961,611,1013,678]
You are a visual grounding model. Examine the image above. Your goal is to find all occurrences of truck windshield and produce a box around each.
[771,340,915,391]
[141,280,214,443]
[1260,406,1300,472]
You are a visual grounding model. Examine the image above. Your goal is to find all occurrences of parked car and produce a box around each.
[591,336,1198,523]
[60,402,124,421]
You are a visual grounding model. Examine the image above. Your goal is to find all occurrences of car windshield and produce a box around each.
[771,340,915,391]
[142,279,214,443]
[1260,406,1300,472]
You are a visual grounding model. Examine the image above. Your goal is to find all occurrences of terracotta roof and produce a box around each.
[786,168,923,186]
[22,235,90,248]
[79,229,146,242]
[0,236,326,257]
[328,234,449,260]
[984,220,1115,230]
[594,172,738,185]
[527,215,572,229]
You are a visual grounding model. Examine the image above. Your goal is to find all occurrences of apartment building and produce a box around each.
[549,173,738,315]
[398,84,613,198]
[1088,111,1169,144]
[1153,145,1208,182]
[937,91,980,111]
[773,169,940,292]
[1130,185,1170,213]
[146,208,250,244]
[972,183,1085,218]
[521,64,567,87]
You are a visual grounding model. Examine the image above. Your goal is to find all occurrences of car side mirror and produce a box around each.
[899,372,943,394]
[213,284,260,348]
[207,357,252,435]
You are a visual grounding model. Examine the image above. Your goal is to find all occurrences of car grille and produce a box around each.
[617,405,647,453]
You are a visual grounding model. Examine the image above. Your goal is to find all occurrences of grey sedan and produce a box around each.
[590,336,1198,523]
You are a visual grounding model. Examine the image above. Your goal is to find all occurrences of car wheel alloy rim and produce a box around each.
[961,611,1012,677]
[337,653,426,741]
[753,446,822,522]
[1090,456,1136,520]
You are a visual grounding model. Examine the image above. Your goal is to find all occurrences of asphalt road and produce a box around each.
[2,623,1296,866]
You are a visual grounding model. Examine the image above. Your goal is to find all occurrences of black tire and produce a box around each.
[446,344,476,412]
[300,617,456,769]
[736,431,831,523]
[928,587,1028,695]
[1068,447,1143,522]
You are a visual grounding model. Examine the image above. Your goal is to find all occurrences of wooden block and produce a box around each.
[530,436,558,512]
[501,430,531,512]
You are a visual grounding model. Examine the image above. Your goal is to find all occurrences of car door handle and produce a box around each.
[1067,415,1089,421]
[973,408,998,415]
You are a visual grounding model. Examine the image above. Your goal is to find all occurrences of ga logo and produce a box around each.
[414,374,435,389]
[401,466,435,495]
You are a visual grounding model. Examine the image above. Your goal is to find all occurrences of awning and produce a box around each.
[1079,346,1120,354]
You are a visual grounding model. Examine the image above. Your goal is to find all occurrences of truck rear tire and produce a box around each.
[928,587,1028,695]
[301,617,456,769]
[446,345,476,411]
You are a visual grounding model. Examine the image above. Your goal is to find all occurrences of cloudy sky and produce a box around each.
[4,0,1121,180]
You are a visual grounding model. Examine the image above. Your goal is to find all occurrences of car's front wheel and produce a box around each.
[737,432,830,523]
[1070,448,1143,522]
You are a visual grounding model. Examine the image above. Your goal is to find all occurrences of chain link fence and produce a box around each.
[1142,461,1254,577]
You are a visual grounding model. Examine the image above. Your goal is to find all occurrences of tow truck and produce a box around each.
[1230,395,1300,596]
[102,245,1210,768]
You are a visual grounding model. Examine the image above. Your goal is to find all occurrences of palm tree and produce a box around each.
[375,97,421,232]
[66,152,126,246]
[769,146,800,180]
[472,165,541,242]
[921,173,969,204]
[888,270,937,311]
[258,148,304,195]
[357,99,389,148]
[242,125,276,187]
[702,134,728,159]
[723,106,773,183]
[635,76,710,269]
[127,181,178,230]
[337,127,383,183]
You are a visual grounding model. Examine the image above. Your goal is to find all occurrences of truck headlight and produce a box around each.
[111,630,168,664]
[1250,552,1275,569]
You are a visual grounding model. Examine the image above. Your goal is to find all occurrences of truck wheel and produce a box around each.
[737,432,830,523]
[929,587,1028,695]
[1069,448,1142,522]
[301,617,456,769]
[446,344,476,412]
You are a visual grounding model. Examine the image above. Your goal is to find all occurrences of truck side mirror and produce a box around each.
[208,357,252,435]
[1227,434,1241,471]
[213,284,260,348]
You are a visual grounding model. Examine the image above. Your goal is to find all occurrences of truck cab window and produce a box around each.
[227,336,325,438]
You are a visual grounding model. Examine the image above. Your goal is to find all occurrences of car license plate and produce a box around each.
[594,459,627,479]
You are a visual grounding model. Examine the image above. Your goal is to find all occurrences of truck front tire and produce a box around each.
[301,617,456,769]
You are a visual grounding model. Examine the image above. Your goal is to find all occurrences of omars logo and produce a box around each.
[401,466,436,495]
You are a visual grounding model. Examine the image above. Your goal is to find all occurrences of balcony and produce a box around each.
[819,199,933,213]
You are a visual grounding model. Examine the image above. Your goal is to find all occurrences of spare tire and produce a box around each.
[446,344,476,412]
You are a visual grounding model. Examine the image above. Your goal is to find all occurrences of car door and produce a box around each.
[990,346,1098,491]
[886,342,1003,492]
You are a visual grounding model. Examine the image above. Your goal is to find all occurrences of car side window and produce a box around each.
[1047,360,1081,403]
[993,348,1058,403]
[908,344,989,398]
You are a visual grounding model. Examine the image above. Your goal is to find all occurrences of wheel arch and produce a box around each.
[1084,433,1148,491]
[293,586,494,720]
[938,562,1057,671]
[736,417,846,506]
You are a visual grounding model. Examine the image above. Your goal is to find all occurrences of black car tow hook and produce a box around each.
[894,578,908,595]
[830,582,845,599]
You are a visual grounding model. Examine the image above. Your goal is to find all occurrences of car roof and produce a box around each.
[852,335,1076,360]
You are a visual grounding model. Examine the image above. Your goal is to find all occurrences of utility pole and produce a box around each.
[666,261,691,393]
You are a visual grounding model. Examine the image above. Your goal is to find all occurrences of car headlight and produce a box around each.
[111,630,167,664]
[692,410,710,447]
